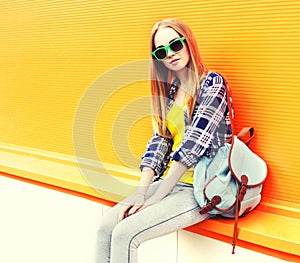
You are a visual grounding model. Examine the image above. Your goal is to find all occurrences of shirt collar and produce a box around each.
[169,78,180,100]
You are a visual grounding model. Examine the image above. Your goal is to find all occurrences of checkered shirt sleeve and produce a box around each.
[172,72,229,168]
[139,132,173,179]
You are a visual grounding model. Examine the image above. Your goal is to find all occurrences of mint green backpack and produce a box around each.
[193,83,268,254]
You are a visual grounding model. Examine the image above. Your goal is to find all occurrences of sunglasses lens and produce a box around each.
[152,38,185,60]
[170,39,184,52]
[154,48,167,60]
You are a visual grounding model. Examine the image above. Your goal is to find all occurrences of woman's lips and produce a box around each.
[170,58,180,65]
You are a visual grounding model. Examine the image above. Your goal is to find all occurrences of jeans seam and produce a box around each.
[127,205,200,263]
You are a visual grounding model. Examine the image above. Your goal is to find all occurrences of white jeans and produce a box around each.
[95,180,209,263]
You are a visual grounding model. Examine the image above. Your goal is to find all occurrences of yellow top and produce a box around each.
[164,103,194,184]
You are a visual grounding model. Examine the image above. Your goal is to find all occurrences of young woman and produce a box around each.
[96,18,233,263]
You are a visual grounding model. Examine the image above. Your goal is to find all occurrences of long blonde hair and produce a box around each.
[150,18,208,137]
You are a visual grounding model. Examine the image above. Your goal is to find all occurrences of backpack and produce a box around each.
[193,83,268,254]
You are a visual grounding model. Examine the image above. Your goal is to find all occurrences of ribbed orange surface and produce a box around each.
[0,1,299,205]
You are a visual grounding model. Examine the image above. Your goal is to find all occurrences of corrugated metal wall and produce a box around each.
[0,0,299,204]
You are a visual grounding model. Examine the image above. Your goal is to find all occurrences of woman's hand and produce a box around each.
[138,193,162,211]
[118,167,154,221]
[142,161,188,212]
[118,192,145,221]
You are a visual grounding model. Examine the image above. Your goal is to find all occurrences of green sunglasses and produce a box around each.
[152,37,186,61]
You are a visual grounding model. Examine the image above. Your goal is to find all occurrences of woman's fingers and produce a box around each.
[128,204,142,215]
[118,192,146,221]
[118,205,132,222]
[118,203,144,221]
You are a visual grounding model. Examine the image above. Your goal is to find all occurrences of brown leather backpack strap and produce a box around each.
[232,186,241,254]
[225,81,239,254]
[237,127,255,145]
[225,81,235,137]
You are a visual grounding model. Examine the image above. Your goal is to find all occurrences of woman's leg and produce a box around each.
[96,183,209,263]
[95,181,162,263]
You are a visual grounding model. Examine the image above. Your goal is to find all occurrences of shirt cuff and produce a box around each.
[139,158,160,176]
[171,149,199,169]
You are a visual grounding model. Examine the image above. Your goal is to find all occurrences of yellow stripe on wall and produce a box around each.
[0,0,300,205]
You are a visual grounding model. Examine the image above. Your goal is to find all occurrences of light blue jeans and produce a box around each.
[96,180,209,263]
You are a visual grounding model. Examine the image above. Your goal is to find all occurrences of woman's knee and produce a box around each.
[97,216,118,243]
[111,221,140,249]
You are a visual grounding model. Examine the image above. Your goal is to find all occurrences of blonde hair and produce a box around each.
[150,18,208,137]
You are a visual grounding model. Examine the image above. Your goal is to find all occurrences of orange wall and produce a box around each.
[0,1,300,205]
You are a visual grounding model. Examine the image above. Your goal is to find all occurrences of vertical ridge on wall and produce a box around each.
[0,0,300,204]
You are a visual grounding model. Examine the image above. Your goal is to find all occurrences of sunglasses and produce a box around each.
[152,37,186,61]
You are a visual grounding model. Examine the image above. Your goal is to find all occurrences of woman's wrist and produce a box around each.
[136,167,155,196]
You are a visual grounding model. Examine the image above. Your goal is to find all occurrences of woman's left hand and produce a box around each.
[118,192,145,221]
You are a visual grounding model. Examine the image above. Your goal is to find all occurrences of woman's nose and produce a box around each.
[167,49,176,58]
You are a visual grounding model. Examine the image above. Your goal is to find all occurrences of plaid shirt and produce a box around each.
[140,72,233,180]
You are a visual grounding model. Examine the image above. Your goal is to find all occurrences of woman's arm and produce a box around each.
[140,132,173,180]
[119,130,172,220]
[136,167,155,195]
[140,73,228,209]
[140,161,187,209]
[172,72,228,168]
[118,167,154,221]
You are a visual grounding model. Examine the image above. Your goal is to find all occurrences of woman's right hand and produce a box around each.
[118,192,145,222]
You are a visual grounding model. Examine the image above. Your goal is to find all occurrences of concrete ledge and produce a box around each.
[0,143,299,262]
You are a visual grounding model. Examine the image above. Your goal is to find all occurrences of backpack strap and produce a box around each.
[232,184,241,254]
[225,82,249,254]
[237,127,255,145]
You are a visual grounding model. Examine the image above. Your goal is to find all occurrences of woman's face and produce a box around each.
[154,27,190,72]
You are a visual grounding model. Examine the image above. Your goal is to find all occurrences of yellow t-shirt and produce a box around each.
[163,103,194,185]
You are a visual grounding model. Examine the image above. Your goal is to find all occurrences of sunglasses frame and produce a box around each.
[152,37,186,61]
